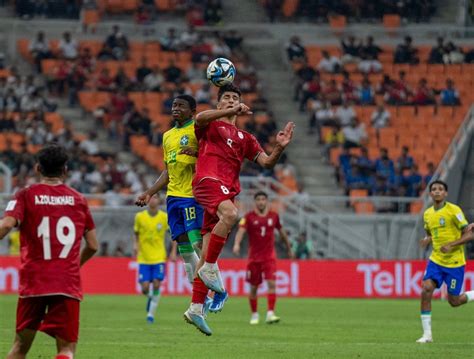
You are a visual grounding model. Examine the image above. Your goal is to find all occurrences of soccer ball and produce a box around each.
[206,58,236,87]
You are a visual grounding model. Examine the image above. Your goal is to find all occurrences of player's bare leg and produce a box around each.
[198,200,238,293]
[447,290,474,307]
[146,279,162,323]
[266,280,280,324]
[249,285,259,324]
[417,279,435,343]
[55,336,76,358]
[7,330,36,359]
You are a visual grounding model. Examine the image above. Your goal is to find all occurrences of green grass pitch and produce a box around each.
[1,295,473,358]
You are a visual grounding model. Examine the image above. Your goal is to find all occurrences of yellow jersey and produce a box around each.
[134,209,169,264]
[424,202,468,268]
[163,119,198,198]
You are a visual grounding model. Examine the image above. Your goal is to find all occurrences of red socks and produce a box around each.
[250,298,257,313]
[192,277,208,304]
[55,355,71,359]
[205,233,227,263]
[268,293,276,311]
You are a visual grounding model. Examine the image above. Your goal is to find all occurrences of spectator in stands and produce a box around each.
[144,66,164,92]
[357,52,382,74]
[336,100,356,127]
[313,101,336,138]
[251,91,269,112]
[361,36,382,61]
[374,148,395,181]
[180,25,199,50]
[29,31,52,73]
[104,25,129,60]
[411,78,436,106]
[394,36,419,64]
[396,146,414,171]
[341,71,358,103]
[428,37,446,64]
[336,147,352,185]
[358,78,375,105]
[376,74,392,96]
[79,131,100,156]
[185,62,206,83]
[161,90,175,115]
[135,5,153,36]
[402,164,422,197]
[78,47,95,73]
[190,35,212,63]
[204,0,223,25]
[423,162,435,187]
[160,27,181,52]
[342,117,367,149]
[322,126,344,161]
[295,61,317,106]
[355,147,374,178]
[2,88,19,112]
[317,50,341,73]
[150,123,163,146]
[371,104,391,129]
[286,36,306,62]
[136,57,152,84]
[0,111,16,132]
[104,183,125,207]
[96,68,114,92]
[58,32,78,60]
[440,79,460,106]
[345,166,372,195]
[324,79,342,105]
[223,30,244,54]
[211,37,232,58]
[340,36,361,64]
[195,83,211,104]
[163,59,183,83]
[385,71,410,105]
[292,232,312,259]
[20,90,44,112]
[264,0,282,22]
[122,106,150,149]
[114,66,132,91]
[443,41,465,64]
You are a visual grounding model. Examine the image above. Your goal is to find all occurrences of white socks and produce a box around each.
[465,291,474,302]
[148,291,160,318]
[421,313,432,337]
[181,252,199,284]
[190,303,203,314]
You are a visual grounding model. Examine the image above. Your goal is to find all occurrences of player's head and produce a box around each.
[36,143,69,179]
[148,194,161,210]
[172,95,196,123]
[217,84,241,110]
[429,180,448,202]
[254,191,268,213]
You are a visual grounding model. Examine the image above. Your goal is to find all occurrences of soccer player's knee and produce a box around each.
[222,207,239,226]
[421,283,434,296]
[141,283,150,295]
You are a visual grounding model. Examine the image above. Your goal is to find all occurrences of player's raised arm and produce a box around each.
[80,229,98,266]
[256,122,295,169]
[135,169,170,207]
[195,103,251,127]
[233,225,247,256]
[0,216,17,240]
[441,223,474,253]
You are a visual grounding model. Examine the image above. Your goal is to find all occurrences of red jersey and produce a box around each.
[240,210,282,261]
[194,120,263,194]
[4,183,95,300]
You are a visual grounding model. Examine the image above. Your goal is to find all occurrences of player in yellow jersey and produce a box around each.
[134,194,169,323]
[135,95,227,313]
[417,180,474,343]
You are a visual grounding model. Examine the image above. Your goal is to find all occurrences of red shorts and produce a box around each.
[246,259,277,286]
[193,178,237,235]
[16,295,80,343]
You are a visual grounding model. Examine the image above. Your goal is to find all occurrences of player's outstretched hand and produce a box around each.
[419,236,432,249]
[232,244,240,256]
[440,243,452,253]
[276,122,295,148]
[233,103,252,116]
[135,192,151,207]
[180,146,198,157]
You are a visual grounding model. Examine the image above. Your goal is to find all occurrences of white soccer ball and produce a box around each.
[206,58,236,87]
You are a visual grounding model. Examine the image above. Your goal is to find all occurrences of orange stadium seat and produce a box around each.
[383,14,401,30]
[354,201,375,214]
[82,9,100,27]
[329,15,346,32]
[410,201,424,214]
[282,0,299,18]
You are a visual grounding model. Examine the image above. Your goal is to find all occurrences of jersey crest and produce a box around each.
[180,134,189,146]
[439,217,445,226]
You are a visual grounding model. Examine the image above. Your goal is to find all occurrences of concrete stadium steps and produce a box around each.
[244,40,343,197]
[222,0,267,23]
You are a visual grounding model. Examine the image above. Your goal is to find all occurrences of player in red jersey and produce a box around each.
[0,143,98,359]
[233,191,293,325]
[183,84,294,335]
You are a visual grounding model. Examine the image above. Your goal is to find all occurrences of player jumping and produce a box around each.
[417,180,474,343]
[233,191,293,325]
[133,194,169,323]
[184,84,294,335]
[1,143,98,359]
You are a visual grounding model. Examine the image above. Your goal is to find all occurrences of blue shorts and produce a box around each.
[138,263,166,283]
[166,196,203,240]
[423,260,465,296]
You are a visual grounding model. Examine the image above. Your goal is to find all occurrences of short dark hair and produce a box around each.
[429,179,448,192]
[217,84,241,101]
[254,191,268,199]
[36,143,69,178]
[175,95,196,111]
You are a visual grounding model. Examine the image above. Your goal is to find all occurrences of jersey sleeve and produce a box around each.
[245,133,264,162]
[3,189,26,225]
[423,210,429,232]
[274,213,282,230]
[163,133,169,164]
[194,123,208,141]
[452,205,468,230]
[133,213,140,233]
